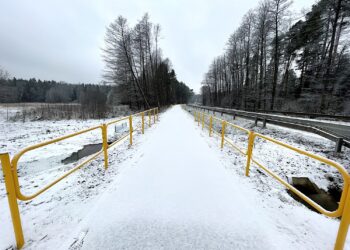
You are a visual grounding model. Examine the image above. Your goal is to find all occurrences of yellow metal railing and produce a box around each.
[191,108,350,250]
[0,107,159,249]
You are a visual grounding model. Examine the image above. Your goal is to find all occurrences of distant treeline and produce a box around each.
[202,0,350,114]
[0,13,193,116]
[0,78,114,119]
[0,74,193,119]
[0,77,110,103]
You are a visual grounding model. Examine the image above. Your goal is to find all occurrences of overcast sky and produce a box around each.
[0,0,315,93]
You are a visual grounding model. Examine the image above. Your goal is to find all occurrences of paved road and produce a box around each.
[192,105,350,140]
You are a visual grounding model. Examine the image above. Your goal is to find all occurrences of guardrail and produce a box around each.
[215,106,350,121]
[189,104,350,152]
[255,109,350,121]
[0,107,159,249]
[187,106,350,250]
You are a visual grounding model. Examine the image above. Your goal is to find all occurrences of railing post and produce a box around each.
[129,115,133,145]
[194,111,197,122]
[141,112,145,134]
[153,108,156,124]
[335,138,343,153]
[197,112,200,126]
[262,118,267,128]
[101,124,108,169]
[156,107,159,121]
[335,183,350,250]
[209,116,213,137]
[221,121,226,149]
[0,153,24,249]
[245,131,255,176]
[148,111,151,127]
[202,113,204,129]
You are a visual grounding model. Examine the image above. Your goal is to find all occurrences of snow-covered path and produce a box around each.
[62,106,344,250]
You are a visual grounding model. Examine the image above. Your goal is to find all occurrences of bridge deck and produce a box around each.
[63,106,341,250]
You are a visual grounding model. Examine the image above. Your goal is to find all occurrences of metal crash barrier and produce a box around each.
[189,107,350,250]
[0,107,159,249]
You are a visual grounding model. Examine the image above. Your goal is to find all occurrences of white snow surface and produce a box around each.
[188,106,350,192]
[56,106,348,250]
[0,107,143,249]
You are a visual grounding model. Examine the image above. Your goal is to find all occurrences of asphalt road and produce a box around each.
[190,105,350,140]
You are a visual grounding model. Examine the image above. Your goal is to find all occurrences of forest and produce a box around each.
[201,0,350,114]
[102,14,194,109]
[0,14,193,119]
[0,77,114,119]
[0,77,109,104]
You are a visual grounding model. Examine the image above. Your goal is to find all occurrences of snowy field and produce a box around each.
[0,104,349,249]
[0,104,151,249]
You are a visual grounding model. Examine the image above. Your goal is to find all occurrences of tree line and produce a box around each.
[102,13,193,109]
[201,0,350,114]
[0,77,110,104]
[0,13,193,118]
[0,77,115,119]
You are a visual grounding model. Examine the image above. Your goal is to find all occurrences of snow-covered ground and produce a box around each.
[187,106,350,193]
[60,105,348,250]
[0,105,349,249]
[0,105,150,249]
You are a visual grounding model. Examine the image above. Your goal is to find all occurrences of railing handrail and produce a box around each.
[10,107,158,201]
[0,107,159,249]
[189,104,350,151]
[251,132,350,218]
[197,111,250,154]
[11,125,104,201]
[188,106,350,250]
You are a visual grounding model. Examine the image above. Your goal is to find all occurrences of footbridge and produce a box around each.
[1,106,350,249]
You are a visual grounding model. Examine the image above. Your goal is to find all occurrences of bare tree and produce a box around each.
[0,66,10,80]
[201,0,350,114]
[269,0,292,110]
[102,14,193,109]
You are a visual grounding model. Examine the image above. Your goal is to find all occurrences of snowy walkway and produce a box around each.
[63,106,343,250]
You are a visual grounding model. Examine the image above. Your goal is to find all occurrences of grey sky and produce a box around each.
[0,0,315,93]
